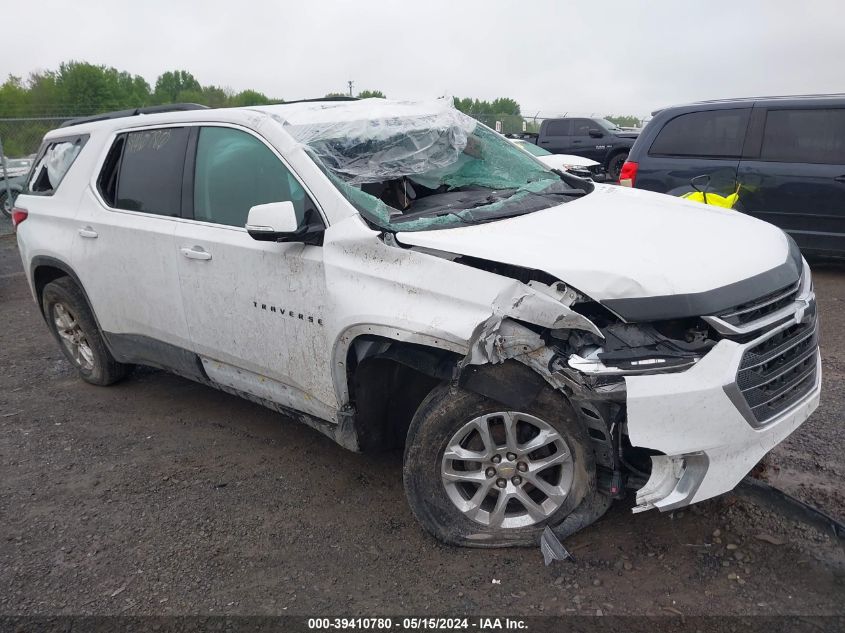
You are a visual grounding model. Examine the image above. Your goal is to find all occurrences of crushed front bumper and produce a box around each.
[625,315,821,513]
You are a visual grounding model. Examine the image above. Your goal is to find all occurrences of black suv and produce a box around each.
[623,95,845,258]
[524,117,639,181]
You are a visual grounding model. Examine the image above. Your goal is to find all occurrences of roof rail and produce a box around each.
[59,103,209,128]
[278,96,360,105]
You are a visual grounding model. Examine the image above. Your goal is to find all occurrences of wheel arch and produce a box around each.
[604,146,630,169]
[30,257,103,332]
[342,327,564,452]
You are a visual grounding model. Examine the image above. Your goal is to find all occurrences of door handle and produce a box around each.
[78,226,98,239]
[540,140,550,144]
[834,175,845,183]
[181,246,212,261]
[571,140,583,144]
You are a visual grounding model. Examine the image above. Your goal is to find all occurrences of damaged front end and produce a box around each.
[450,254,820,516]
[449,266,732,511]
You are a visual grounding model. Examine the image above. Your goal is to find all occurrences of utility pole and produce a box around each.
[347,80,354,97]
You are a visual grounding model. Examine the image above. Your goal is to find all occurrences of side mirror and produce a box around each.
[588,129,604,138]
[245,201,324,246]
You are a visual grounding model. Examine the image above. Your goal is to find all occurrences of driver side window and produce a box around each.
[193,126,310,227]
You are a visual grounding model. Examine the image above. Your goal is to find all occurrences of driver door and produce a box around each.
[175,125,336,420]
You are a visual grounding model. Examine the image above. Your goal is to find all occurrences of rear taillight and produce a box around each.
[619,161,638,187]
[11,207,28,229]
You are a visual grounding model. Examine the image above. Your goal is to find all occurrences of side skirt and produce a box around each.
[102,332,358,451]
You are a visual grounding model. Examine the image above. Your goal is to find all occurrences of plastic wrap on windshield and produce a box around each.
[285,100,477,185]
[422,125,553,190]
[290,100,563,232]
[45,142,81,189]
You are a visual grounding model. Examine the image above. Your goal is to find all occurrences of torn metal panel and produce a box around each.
[460,282,602,368]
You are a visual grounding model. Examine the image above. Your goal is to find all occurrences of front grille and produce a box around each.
[736,317,819,425]
[718,281,800,327]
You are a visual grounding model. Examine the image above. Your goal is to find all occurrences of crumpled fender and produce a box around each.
[461,281,602,368]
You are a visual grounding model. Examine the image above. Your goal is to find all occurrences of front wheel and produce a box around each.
[403,382,608,547]
[606,152,628,182]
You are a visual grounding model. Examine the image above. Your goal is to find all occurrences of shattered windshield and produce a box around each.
[512,139,553,157]
[284,100,587,232]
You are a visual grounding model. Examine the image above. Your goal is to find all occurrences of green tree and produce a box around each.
[153,70,201,104]
[0,76,28,117]
[26,71,61,114]
[606,115,641,128]
[200,85,229,108]
[357,89,385,99]
[325,92,349,98]
[229,89,271,107]
[55,62,131,115]
[490,97,520,116]
[453,96,525,133]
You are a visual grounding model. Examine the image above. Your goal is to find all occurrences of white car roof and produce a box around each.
[47,98,457,140]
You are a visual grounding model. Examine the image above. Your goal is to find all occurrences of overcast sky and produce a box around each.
[4,0,843,117]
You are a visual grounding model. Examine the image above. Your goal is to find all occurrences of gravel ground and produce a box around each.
[0,233,843,616]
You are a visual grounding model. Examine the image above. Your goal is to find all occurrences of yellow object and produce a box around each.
[681,188,740,209]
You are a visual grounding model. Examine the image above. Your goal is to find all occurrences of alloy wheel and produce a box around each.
[53,303,95,371]
[440,411,574,529]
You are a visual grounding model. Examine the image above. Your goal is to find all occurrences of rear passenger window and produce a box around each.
[545,120,571,136]
[109,127,190,215]
[27,136,88,195]
[193,127,310,228]
[650,109,750,158]
[760,109,845,164]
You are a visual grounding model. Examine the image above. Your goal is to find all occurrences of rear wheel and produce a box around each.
[403,382,608,547]
[606,152,628,182]
[41,277,132,386]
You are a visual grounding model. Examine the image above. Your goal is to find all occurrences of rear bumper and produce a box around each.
[625,319,821,512]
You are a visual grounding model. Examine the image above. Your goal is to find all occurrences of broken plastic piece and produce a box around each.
[540,525,575,565]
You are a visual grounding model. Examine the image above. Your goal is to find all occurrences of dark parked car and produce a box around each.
[622,95,845,258]
[523,118,639,181]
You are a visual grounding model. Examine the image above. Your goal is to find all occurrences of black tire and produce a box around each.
[403,382,609,547]
[606,152,628,182]
[41,277,132,386]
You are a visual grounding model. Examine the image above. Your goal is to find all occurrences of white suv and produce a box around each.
[14,98,821,547]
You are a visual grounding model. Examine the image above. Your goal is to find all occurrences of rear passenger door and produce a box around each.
[636,108,750,195]
[737,107,845,256]
[538,119,572,154]
[73,126,193,360]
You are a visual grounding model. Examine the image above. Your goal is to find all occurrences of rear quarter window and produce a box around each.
[649,108,750,158]
[26,135,88,195]
[760,108,845,164]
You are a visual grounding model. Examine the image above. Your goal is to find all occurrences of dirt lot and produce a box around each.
[0,229,843,617]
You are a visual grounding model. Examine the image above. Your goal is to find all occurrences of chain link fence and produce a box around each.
[1,117,75,223]
[1,116,74,157]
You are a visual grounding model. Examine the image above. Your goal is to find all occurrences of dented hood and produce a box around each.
[397,185,797,319]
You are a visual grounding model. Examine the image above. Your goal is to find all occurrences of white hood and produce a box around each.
[397,185,792,303]
[537,154,599,169]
